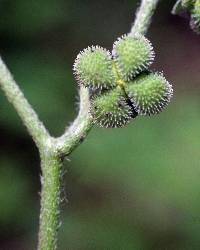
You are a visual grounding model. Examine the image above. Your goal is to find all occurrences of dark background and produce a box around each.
[0,0,200,249]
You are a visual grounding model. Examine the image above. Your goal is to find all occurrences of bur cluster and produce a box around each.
[73,34,173,128]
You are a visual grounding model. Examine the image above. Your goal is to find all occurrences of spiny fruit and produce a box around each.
[90,87,135,128]
[172,0,200,34]
[112,34,154,81]
[74,46,115,90]
[172,0,194,13]
[182,0,195,8]
[74,34,154,91]
[74,34,173,128]
[190,0,200,33]
[126,72,173,116]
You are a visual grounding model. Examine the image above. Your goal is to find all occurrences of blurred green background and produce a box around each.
[0,0,200,249]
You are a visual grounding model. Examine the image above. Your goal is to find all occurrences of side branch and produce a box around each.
[55,86,93,157]
[0,56,50,149]
[131,0,160,35]
[55,0,161,157]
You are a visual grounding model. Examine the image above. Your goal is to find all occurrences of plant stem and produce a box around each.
[131,0,160,35]
[39,0,160,246]
[37,87,93,250]
[0,1,160,249]
[38,148,62,250]
[0,56,50,149]
[56,86,93,157]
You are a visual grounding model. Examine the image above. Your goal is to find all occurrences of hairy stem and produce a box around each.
[56,86,93,157]
[0,56,50,149]
[131,0,160,35]
[0,1,160,249]
[38,149,62,250]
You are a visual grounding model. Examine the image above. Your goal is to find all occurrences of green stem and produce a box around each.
[0,56,50,149]
[37,86,93,250]
[131,0,160,35]
[0,1,160,249]
[38,149,63,250]
[56,86,93,157]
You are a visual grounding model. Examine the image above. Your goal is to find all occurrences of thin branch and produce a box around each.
[131,0,160,35]
[54,0,161,157]
[0,0,160,154]
[55,86,93,157]
[0,56,51,149]
[0,1,161,249]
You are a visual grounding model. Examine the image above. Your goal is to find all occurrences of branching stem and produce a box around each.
[0,0,160,249]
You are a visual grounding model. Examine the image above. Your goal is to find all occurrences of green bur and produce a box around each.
[90,87,134,128]
[112,34,154,81]
[74,46,115,90]
[190,0,200,33]
[172,0,200,34]
[73,34,173,128]
[182,0,195,8]
[126,73,173,116]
